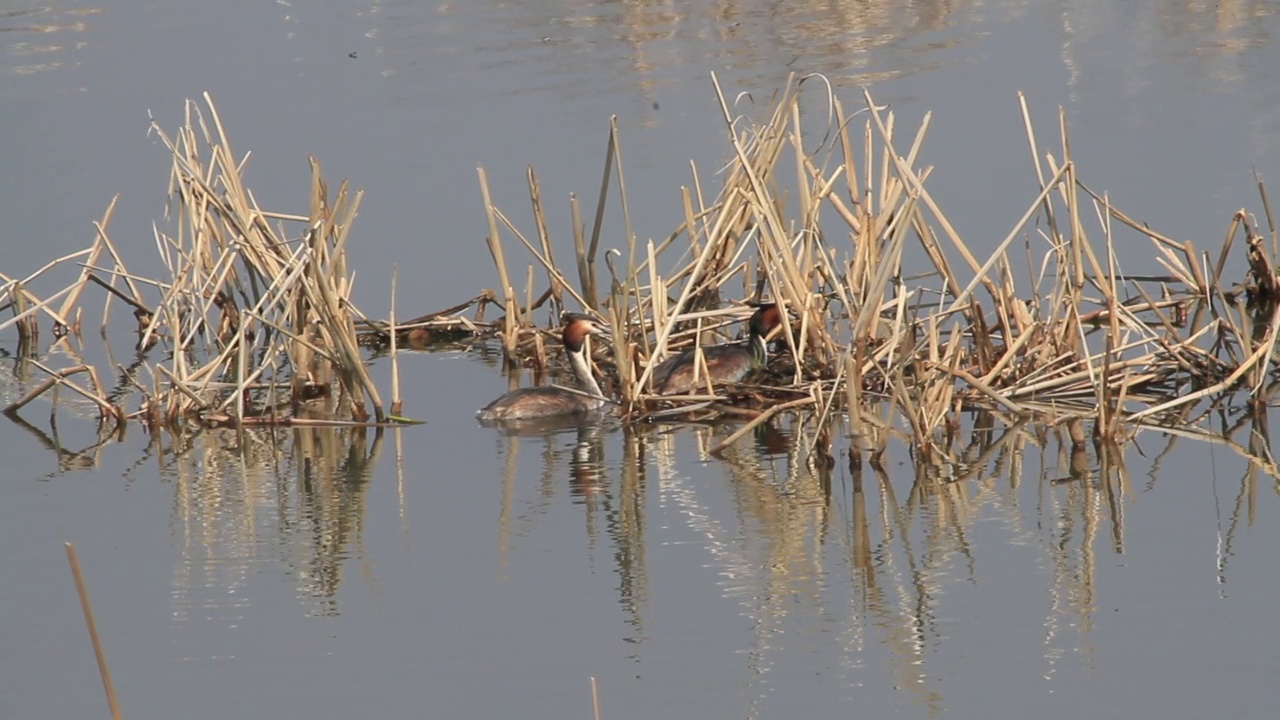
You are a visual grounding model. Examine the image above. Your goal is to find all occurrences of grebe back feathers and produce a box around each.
[651,304,782,395]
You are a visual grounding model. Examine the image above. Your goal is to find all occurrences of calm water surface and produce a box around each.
[3,1,1280,718]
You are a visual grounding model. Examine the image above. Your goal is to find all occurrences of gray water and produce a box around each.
[3,1,1280,718]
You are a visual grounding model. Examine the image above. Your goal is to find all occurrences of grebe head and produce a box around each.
[560,313,611,400]
[560,313,610,353]
[748,303,783,340]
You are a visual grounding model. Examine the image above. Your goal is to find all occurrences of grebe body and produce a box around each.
[651,304,782,395]
[477,315,609,422]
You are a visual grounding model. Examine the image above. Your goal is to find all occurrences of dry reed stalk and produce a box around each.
[53,199,113,326]
[590,676,601,720]
[477,166,520,355]
[863,91,992,319]
[526,167,564,317]
[581,121,623,310]
[705,396,817,454]
[389,265,402,417]
[0,257,87,327]
[9,360,120,421]
[201,413,416,429]
[1153,412,1280,474]
[3,365,91,416]
[64,542,123,720]
[1253,171,1280,261]
[304,222,384,423]
[633,213,737,395]
[491,207,594,312]
[712,76,817,325]
[609,117,639,296]
[93,218,146,316]
[0,281,77,337]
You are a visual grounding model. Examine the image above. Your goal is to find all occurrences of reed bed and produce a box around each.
[475,73,1280,463]
[4,78,1280,462]
[1,94,489,432]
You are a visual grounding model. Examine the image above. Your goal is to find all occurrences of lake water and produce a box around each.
[3,1,1280,718]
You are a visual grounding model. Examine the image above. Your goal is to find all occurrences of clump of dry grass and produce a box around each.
[474,72,1280,464]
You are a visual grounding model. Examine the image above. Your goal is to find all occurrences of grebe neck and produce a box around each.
[568,346,605,399]
[746,304,780,367]
[748,330,769,366]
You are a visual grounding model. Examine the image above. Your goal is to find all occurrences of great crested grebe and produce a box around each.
[477,314,610,422]
[651,303,783,395]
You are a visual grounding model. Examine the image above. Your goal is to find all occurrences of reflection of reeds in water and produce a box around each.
[494,422,651,641]
[716,419,838,713]
[614,409,1272,709]
[167,423,381,631]
[349,0,1280,112]
[0,5,99,79]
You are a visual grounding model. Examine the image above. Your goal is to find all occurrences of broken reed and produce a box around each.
[476,72,1280,458]
[1,94,430,429]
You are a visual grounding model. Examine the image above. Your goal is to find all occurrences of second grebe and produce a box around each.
[476,314,610,422]
[650,304,783,395]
